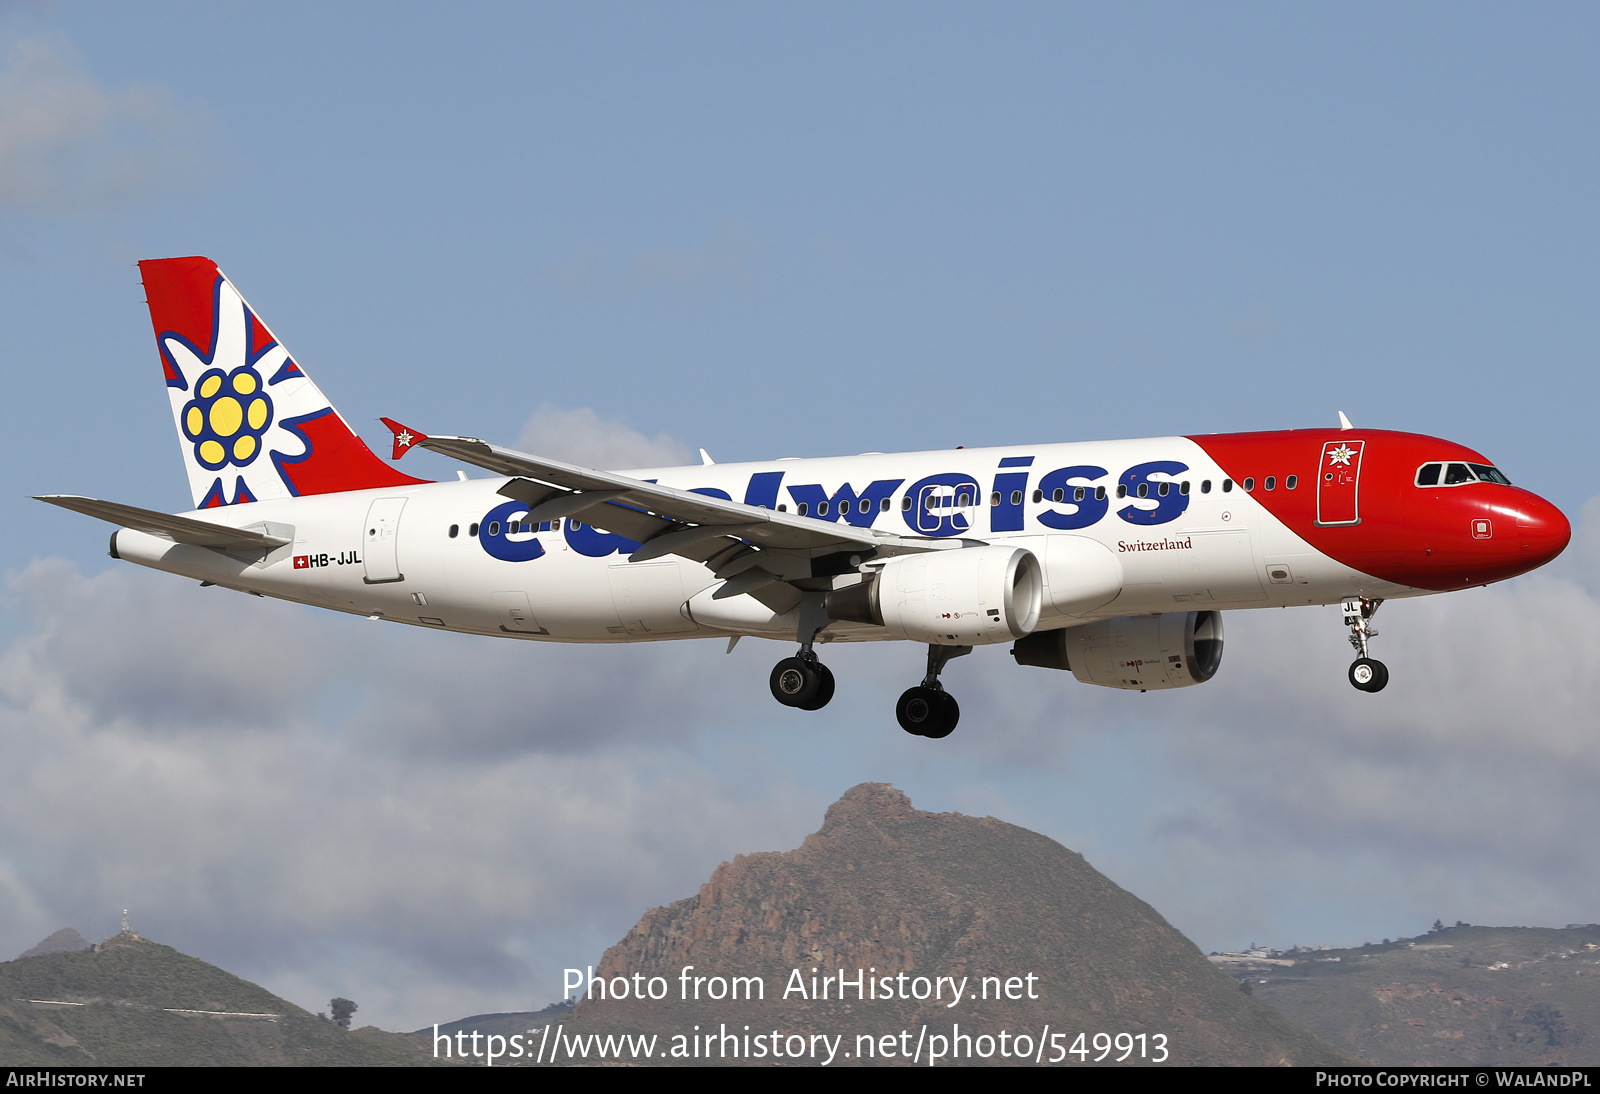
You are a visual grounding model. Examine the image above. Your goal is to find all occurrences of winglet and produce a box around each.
[379,418,429,460]
[1337,411,1354,430]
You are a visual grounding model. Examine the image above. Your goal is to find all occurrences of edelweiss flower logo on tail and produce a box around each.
[140,256,427,509]
[159,276,322,506]
[180,366,272,470]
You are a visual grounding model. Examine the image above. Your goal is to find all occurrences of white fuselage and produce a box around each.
[112,437,1409,646]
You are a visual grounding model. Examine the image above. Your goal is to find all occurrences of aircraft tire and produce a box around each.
[798,663,835,711]
[922,691,959,739]
[771,657,821,707]
[1348,657,1389,693]
[897,686,957,737]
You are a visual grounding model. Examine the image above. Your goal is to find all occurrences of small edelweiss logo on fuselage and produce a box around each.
[1326,444,1357,467]
[181,366,273,469]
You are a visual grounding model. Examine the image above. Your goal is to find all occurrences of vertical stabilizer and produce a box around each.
[138,256,428,508]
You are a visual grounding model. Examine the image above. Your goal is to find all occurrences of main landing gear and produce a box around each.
[765,596,969,736]
[1342,596,1388,693]
[770,653,835,711]
[897,645,970,739]
[770,595,836,711]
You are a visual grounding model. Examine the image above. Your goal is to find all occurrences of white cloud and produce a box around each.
[0,31,216,212]
[514,403,693,470]
[2,499,1595,1030]
[0,559,812,1029]
[1044,508,1600,950]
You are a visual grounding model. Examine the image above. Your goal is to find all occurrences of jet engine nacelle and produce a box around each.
[1011,610,1224,690]
[826,545,1043,646]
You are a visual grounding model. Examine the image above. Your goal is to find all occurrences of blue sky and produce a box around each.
[2,3,1598,1030]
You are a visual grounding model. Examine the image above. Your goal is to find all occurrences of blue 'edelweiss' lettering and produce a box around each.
[903,473,982,537]
[788,479,904,527]
[990,456,1033,532]
[479,500,547,562]
[1118,460,1191,526]
[1035,464,1109,530]
[480,461,1195,562]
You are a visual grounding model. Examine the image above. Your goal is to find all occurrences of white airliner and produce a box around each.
[39,258,1572,738]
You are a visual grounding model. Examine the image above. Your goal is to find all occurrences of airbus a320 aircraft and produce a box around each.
[39,258,1572,738]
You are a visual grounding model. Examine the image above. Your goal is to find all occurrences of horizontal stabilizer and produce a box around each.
[35,495,291,550]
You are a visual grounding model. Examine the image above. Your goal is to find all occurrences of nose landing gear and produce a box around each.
[1343,597,1388,693]
[897,644,970,738]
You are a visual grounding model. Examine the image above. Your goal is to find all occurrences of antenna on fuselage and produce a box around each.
[1337,411,1354,430]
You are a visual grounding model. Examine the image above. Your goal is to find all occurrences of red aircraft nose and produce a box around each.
[1508,491,1572,571]
[1409,486,1572,590]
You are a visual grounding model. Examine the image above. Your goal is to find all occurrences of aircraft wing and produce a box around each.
[35,495,291,550]
[380,420,963,575]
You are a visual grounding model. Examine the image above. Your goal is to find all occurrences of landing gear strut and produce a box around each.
[1342,596,1388,693]
[897,644,970,738]
[770,595,835,711]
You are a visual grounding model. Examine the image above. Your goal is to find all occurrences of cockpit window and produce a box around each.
[1415,461,1512,487]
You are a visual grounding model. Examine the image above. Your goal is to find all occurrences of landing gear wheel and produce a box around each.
[896,686,959,738]
[922,691,959,738]
[798,663,835,711]
[770,657,821,707]
[1349,657,1389,693]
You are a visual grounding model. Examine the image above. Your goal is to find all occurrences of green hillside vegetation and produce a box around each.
[0,933,436,1066]
[1239,925,1600,1066]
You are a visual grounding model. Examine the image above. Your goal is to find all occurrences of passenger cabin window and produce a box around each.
[448,524,459,538]
[1286,475,1297,489]
[1243,477,1255,492]
[1265,476,1276,491]
[1222,479,1233,493]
